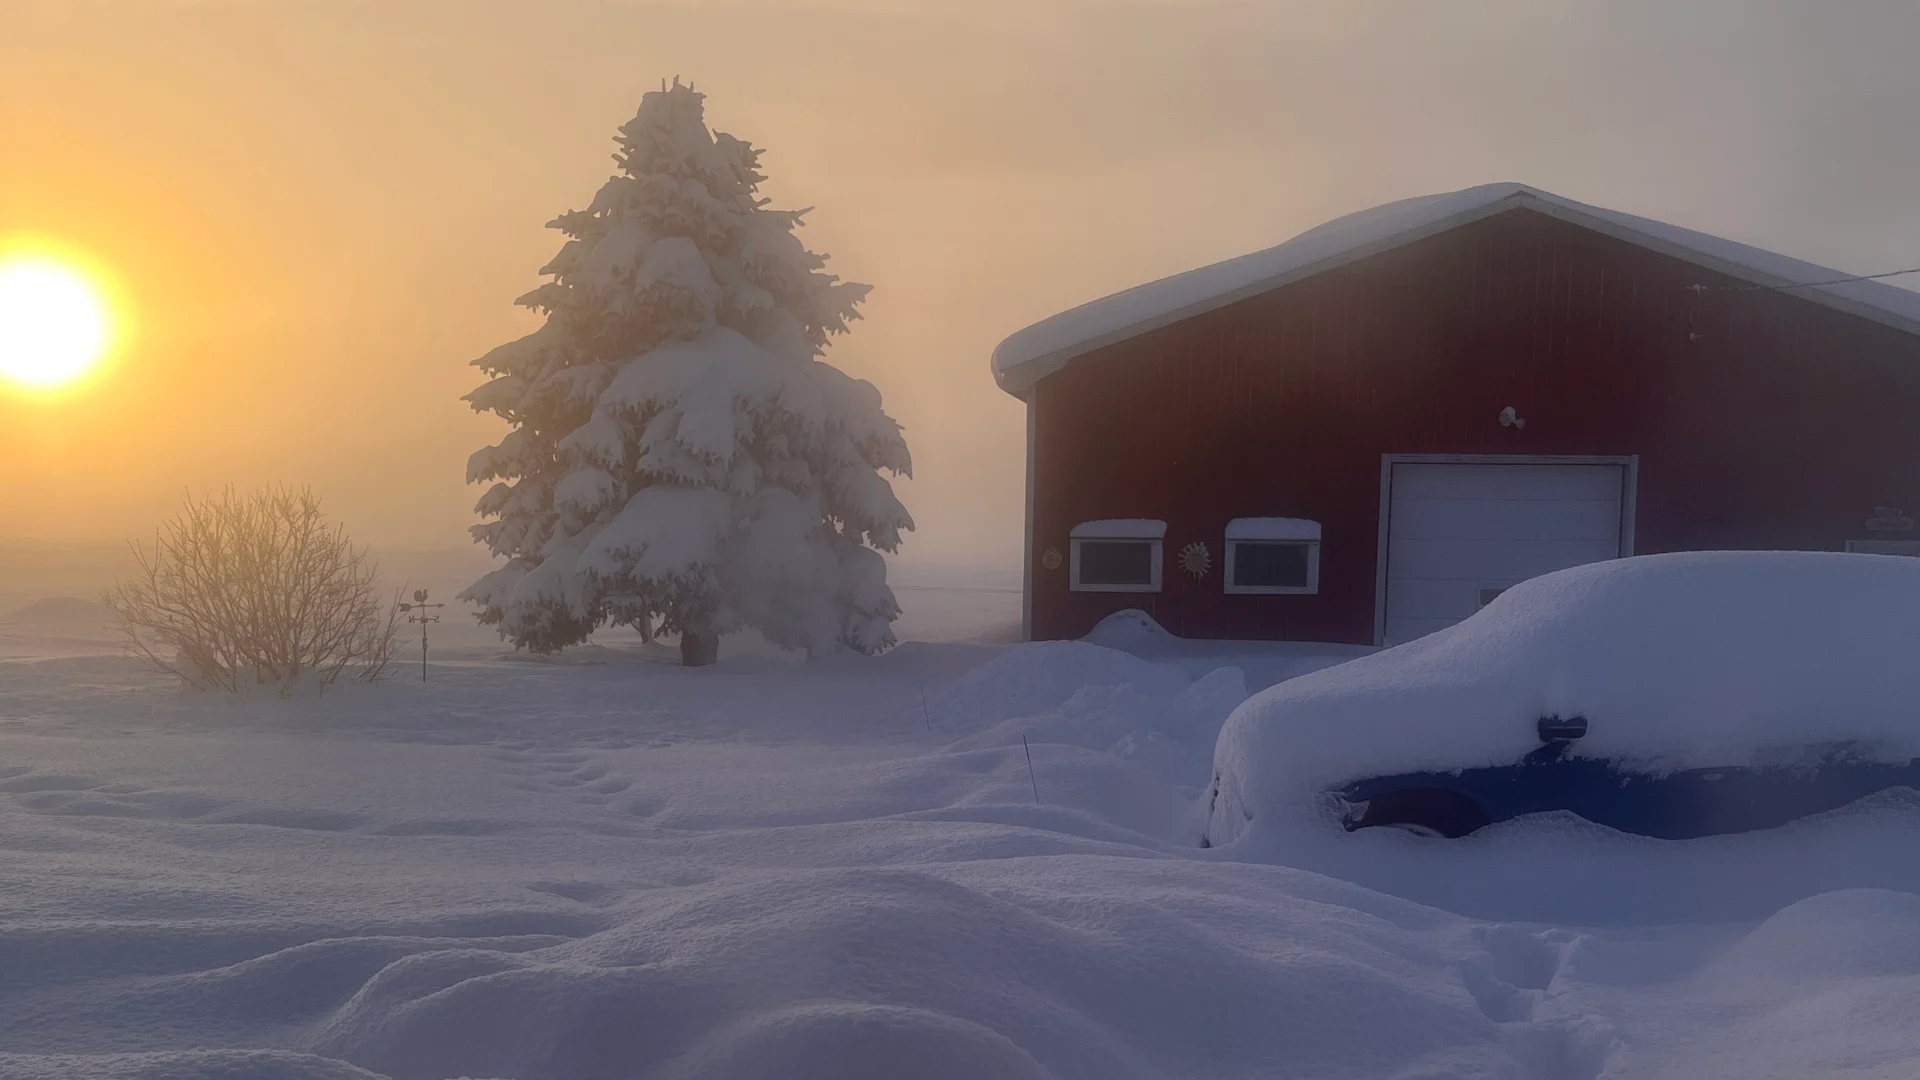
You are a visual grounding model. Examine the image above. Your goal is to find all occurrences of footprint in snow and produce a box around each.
[0,771,103,794]
[1459,925,1623,1080]
[527,880,618,905]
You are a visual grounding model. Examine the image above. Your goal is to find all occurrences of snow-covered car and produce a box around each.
[1202,551,1920,846]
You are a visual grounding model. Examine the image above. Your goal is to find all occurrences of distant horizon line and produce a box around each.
[0,534,1021,581]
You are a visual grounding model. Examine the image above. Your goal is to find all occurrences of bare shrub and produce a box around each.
[106,487,402,695]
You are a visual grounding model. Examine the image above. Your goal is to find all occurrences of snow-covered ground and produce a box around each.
[6,577,1920,1079]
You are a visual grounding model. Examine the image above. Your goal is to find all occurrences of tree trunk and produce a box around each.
[680,628,719,667]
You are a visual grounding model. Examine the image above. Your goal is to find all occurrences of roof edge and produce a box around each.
[992,190,1534,398]
[993,186,1920,399]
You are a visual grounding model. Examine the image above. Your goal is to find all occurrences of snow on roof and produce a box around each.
[992,182,1920,397]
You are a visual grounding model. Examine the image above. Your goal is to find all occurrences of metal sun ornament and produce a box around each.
[1178,541,1212,580]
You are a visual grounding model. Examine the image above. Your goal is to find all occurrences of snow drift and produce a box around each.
[15,582,1920,1078]
[935,639,1247,793]
[1207,551,1920,847]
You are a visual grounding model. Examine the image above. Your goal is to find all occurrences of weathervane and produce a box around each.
[397,589,446,681]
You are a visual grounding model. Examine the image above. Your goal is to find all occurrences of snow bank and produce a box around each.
[15,589,1920,1077]
[1083,607,1372,691]
[934,639,1190,725]
[955,665,1248,791]
[288,864,1517,1080]
[932,638,1245,792]
[1079,607,1178,651]
[660,1002,1054,1080]
[1208,551,1920,846]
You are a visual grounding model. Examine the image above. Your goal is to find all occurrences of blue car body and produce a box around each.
[1337,720,1920,839]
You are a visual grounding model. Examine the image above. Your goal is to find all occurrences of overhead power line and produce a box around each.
[1690,265,1920,294]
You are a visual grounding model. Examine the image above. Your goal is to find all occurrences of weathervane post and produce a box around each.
[397,589,446,681]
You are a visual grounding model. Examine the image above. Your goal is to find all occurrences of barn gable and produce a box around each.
[993,182,1920,398]
[1009,191,1920,646]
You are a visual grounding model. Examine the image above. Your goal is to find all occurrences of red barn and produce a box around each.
[994,183,1920,646]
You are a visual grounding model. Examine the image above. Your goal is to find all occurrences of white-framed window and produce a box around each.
[1224,518,1321,594]
[1070,519,1164,592]
[1847,539,1920,557]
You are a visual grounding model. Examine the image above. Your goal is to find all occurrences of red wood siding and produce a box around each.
[1028,208,1920,643]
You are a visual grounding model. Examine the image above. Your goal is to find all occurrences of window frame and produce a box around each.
[1223,518,1322,595]
[1069,520,1165,593]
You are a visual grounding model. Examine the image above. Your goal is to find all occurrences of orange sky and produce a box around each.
[6,1,1920,573]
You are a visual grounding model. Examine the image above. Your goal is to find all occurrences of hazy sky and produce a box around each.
[6,1,1920,574]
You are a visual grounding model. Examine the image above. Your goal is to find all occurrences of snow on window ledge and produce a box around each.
[1224,517,1322,542]
[1225,518,1321,595]
[1070,519,1168,539]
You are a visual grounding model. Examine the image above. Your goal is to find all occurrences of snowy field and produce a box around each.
[6,573,1920,1079]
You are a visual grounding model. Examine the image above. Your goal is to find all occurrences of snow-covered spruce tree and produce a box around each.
[461,81,912,666]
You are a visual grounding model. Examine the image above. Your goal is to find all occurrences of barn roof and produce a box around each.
[991,181,1920,398]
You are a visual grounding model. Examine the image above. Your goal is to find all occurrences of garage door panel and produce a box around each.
[1385,615,1465,643]
[1389,497,1622,541]
[1384,461,1628,644]
[1386,578,1499,620]
[1392,462,1624,502]
[1388,538,1622,582]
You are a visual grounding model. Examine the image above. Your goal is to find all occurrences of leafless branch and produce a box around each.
[105,486,402,696]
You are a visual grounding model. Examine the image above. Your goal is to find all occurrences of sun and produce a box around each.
[0,249,118,392]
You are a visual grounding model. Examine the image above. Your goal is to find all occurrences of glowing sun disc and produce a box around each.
[0,254,115,390]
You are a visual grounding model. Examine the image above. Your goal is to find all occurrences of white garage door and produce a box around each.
[1382,460,1629,645]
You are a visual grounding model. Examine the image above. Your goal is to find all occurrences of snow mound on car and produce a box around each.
[1207,551,1920,847]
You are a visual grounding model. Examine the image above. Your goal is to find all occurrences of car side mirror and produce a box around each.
[1537,715,1589,742]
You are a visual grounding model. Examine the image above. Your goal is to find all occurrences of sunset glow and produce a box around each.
[0,250,117,392]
